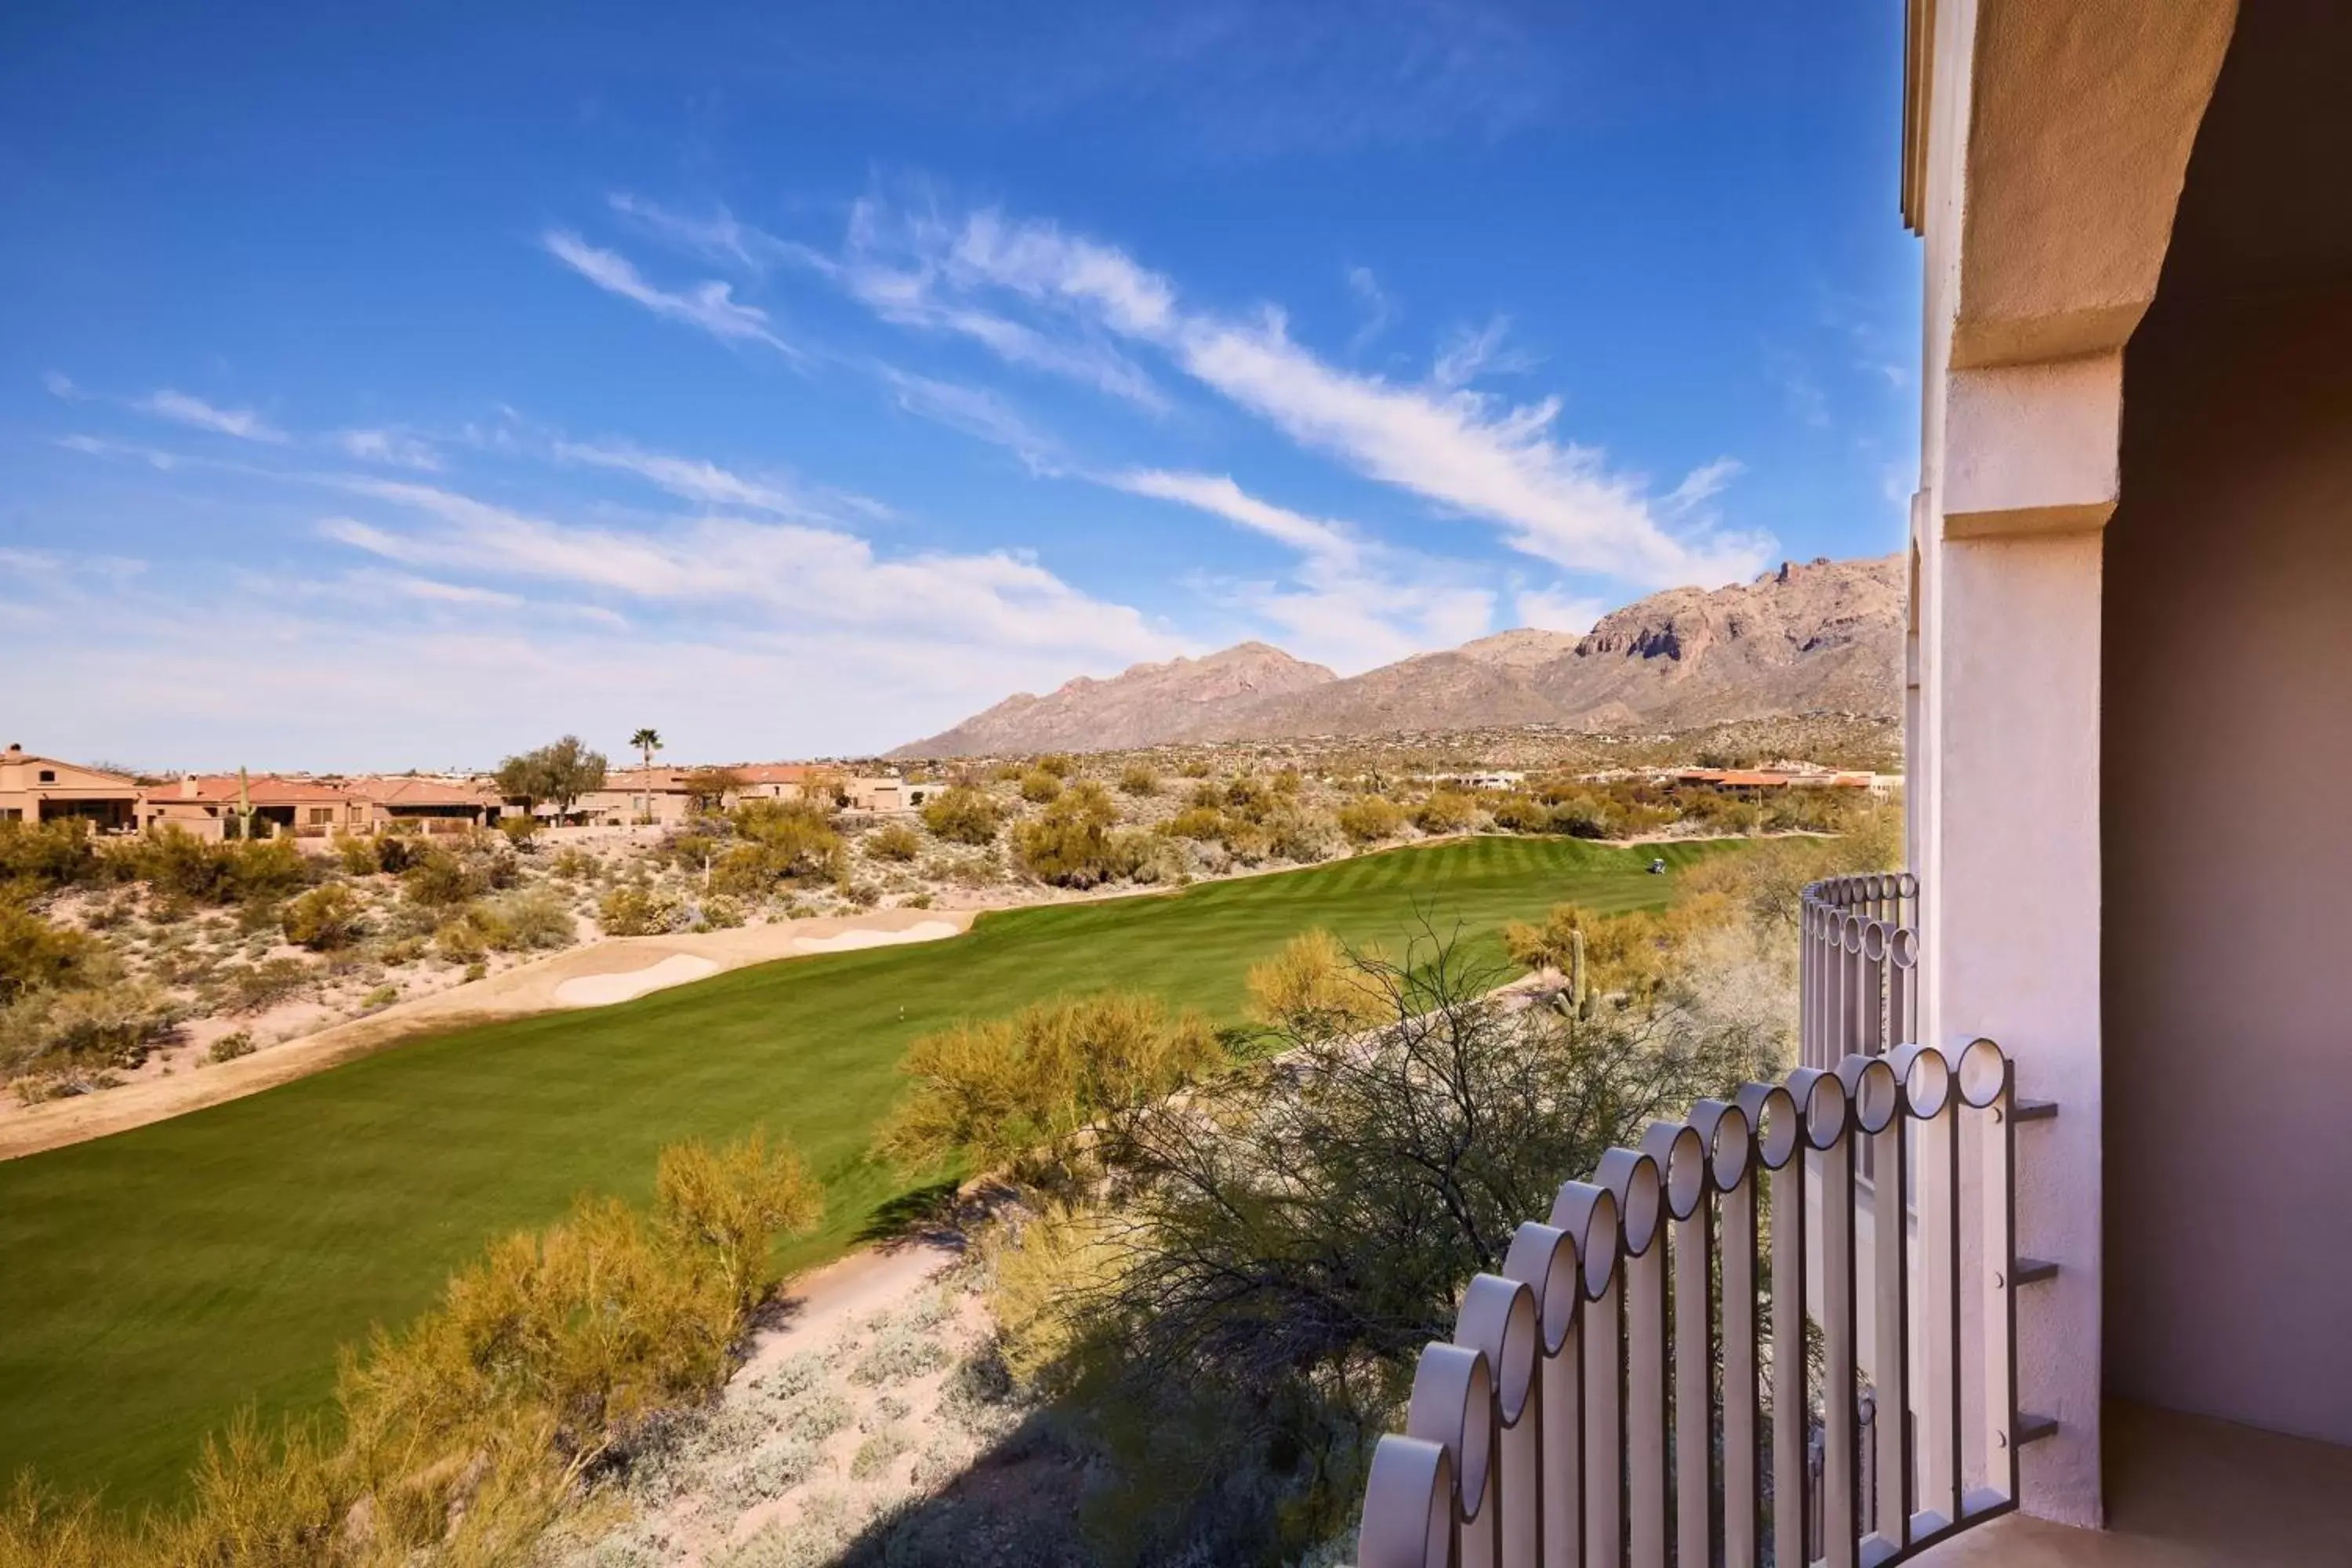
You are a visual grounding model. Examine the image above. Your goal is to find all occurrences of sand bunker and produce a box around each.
[789,919,960,956]
[553,953,722,1007]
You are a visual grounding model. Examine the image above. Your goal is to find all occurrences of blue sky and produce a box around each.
[0,0,1919,769]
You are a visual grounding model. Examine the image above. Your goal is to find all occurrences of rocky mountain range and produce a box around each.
[891,554,1903,757]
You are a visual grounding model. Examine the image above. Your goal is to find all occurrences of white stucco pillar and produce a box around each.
[1924,527,2105,1527]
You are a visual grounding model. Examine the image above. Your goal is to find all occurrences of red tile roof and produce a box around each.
[344,777,495,808]
[163,775,362,805]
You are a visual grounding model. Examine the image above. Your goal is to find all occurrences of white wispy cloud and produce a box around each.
[1514,585,1609,634]
[135,389,289,443]
[1112,468,1491,671]
[1346,266,1397,353]
[550,437,887,521]
[880,369,1064,474]
[42,371,84,401]
[321,477,1174,660]
[543,230,798,358]
[607,193,788,274]
[0,550,1174,767]
[800,201,1167,410]
[1429,316,1538,389]
[336,428,442,470]
[1663,457,1742,514]
[55,434,181,469]
[798,198,1772,590]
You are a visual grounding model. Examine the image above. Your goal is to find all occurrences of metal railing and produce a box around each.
[1356,879,2032,1568]
[1801,873,1918,1072]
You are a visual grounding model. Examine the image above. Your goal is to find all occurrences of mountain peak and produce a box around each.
[890,554,1901,756]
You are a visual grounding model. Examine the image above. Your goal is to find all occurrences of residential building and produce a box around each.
[845,775,936,813]
[343,776,500,834]
[1355,7,2352,1566]
[144,775,371,840]
[0,744,141,831]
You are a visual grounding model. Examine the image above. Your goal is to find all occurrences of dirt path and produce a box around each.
[0,906,975,1162]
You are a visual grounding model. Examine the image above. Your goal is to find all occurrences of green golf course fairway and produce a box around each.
[0,833,1731,1508]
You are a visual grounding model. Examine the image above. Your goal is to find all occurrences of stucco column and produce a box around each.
[1926,528,2104,1526]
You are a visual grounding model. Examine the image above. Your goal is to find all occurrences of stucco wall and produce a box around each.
[2103,286,2352,1445]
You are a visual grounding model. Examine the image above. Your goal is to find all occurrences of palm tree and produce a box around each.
[629,728,662,826]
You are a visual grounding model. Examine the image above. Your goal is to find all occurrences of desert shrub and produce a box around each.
[597,885,680,938]
[208,1031,257,1063]
[359,985,400,1013]
[1018,769,1064,804]
[865,822,922,862]
[482,887,575,950]
[1116,764,1160,797]
[0,974,180,1074]
[1486,791,1555,833]
[434,912,491,964]
[1218,818,1274,865]
[400,847,485,909]
[699,895,747,930]
[496,814,541,848]
[848,1427,910,1481]
[462,960,487,982]
[1264,807,1338,863]
[877,992,1222,1186]
[1160,805,1225,841]
[711,1436,820,1513]
[375,833,430,875]
[1678,807,1901,932]
[1011,782,1137,888]
[653,1130,823,1314]
[1028,931,1774,1561]
[549,846,598,881]
[849,1327,950,1388]
[775,1389,851,1443]
[109,829,314,906]
[1412,789,1478,833]
[0,818,100,897]
[331,834,379,877]
[1246,929,1388,1039]
[921,786,1004,848]
[1178,758,1213,779]
[1034,753,1076,779]
[1271,767,1304,795]
[1185,781,1223,811]
[0,906,98,1001]
[709,800,845,892]
[223,956,313,1014]
[280,883,363,952]
[1335,794,1404,845]
[1502,902,1716,1007]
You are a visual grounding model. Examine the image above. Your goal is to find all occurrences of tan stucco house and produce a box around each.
[0,744,142,831]
[143,775,372,840]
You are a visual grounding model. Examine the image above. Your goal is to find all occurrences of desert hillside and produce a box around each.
[892,641,1337,757]
[894,555,1904,757]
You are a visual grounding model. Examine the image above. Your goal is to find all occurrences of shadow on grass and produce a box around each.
[853,1177,971,1248]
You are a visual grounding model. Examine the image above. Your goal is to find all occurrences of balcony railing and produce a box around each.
[1356,875,2034,1568]
[1801,873,1918,1073]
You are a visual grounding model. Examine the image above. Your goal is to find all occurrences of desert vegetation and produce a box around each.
[0,1129,820,1568]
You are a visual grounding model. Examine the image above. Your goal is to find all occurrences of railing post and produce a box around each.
[1552,1181,1623,1568]
[1890,1044,1961,1539]
[1791,1065,1857,1568]
[1602,1146,1668,1568]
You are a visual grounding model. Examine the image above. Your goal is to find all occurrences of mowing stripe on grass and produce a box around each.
[0,833,1737,1508]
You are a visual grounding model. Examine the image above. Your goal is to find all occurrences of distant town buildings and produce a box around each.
[0,742,933,842]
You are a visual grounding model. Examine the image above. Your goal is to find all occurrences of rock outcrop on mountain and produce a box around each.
[891,556,1903,757]
[892,642,1338,758]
